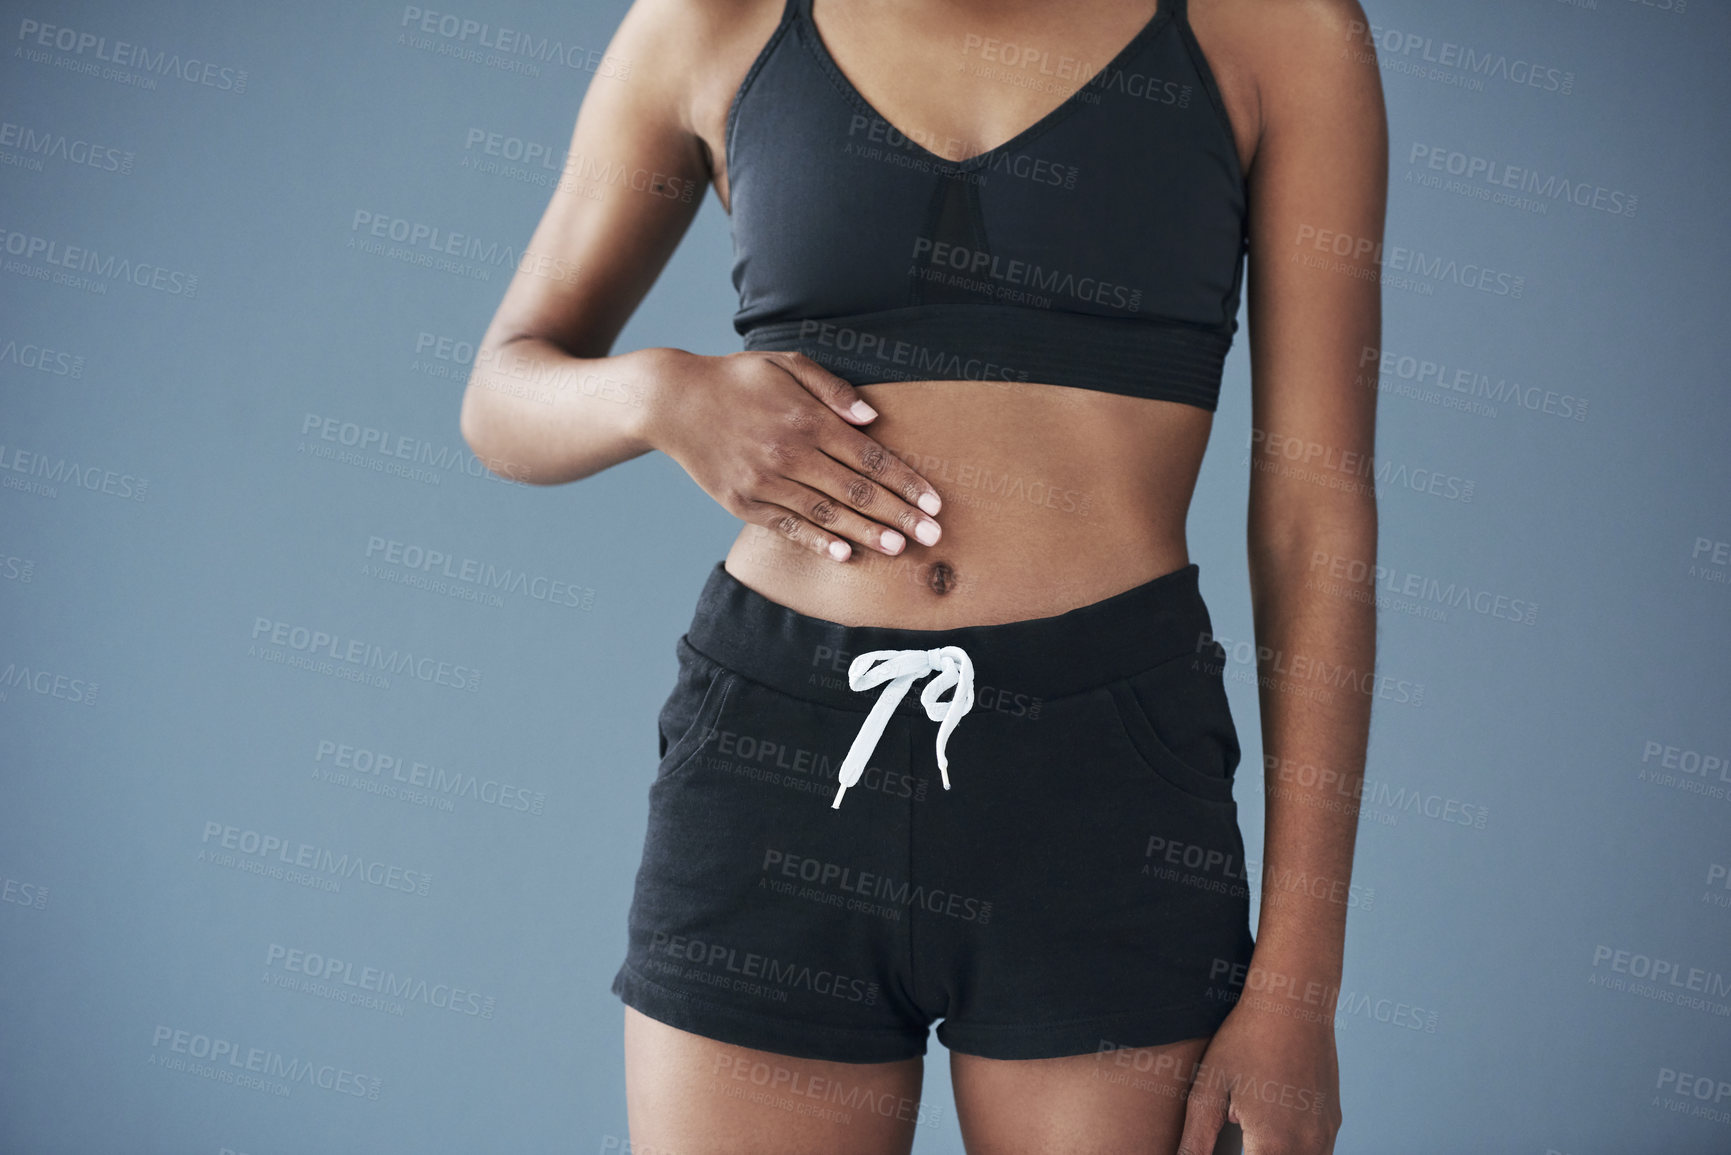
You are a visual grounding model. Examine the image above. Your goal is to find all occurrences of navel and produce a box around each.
[926,560,957,596]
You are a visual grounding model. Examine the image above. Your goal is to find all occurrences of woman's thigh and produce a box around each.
[949,1035,1242,1155]
[624,1007,927,1155]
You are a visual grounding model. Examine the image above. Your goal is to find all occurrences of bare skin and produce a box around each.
[461,0,1386,1151]
[626,1004,1244,1154]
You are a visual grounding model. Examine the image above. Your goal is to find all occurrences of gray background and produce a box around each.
[2,1,1728,1152]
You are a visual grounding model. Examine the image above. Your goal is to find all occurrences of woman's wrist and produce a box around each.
[630,346,704,456]
[1228,940,1345,1024]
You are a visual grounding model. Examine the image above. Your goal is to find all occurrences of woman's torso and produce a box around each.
[691,0,1260,628]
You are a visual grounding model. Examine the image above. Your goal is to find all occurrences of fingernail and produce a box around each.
[914,520,940,545]
[849,400,877,421]
[828,540,851,561]
[918,492,941,515]
[881,529,905,553]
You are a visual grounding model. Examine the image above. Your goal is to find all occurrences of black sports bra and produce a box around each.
[724,0,1249,411]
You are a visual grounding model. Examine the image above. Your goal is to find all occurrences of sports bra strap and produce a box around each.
[1166,0,1188,23]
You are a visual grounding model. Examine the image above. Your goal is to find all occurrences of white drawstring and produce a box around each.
[832,646,975,809]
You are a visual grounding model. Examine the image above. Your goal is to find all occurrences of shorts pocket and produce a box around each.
[1103,645,1240,805]
[654,637,738,787]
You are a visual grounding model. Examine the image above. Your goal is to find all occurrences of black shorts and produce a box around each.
[612,560,1255,1063]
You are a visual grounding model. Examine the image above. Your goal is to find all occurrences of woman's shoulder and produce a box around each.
[1189,0,1381,177]
[615,0,792,153]
[619,0,791,87]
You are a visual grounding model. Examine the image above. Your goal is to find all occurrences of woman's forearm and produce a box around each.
[458,336,689,486]
[1242,514,1378,999]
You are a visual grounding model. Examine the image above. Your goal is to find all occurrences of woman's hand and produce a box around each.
[644,349,944,562]
[1177,990,1342,1155]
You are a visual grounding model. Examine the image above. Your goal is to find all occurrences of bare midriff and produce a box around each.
[722,378,1213,629]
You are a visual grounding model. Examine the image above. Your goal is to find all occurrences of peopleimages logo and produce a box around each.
[0,121,135,176]
[0,440,149,502]
[908,238,1143,313]
[248,615,482,693]
[1590,946,1731,1000]
[198,821,433,896]
[1343,19,1575,95]
[0,225,198,296]
[647,931,881,1006]
[0,658,99,704]
[760,848,993,923]
[843,113,1080,188]
[15,19,250,93]
[313,738,547,815]
[791,320,1029,383]
[265,943,496,1018]
[148,1025,381,1099]
[1407,143,1636,217]
[1654,1065,1731,1125]
[397,6,630,78]
[1358,342,1590,422]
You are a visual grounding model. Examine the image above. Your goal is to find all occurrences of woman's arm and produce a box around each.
[458,0,719,485]
[1182,0,1386,1151]
[457,0,946,561]
[1243,0,1385,968]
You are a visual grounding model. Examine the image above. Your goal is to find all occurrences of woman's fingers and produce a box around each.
[739,497,859,562]
[766,350,881,425]
[800,450,942,552]
[765,352,944,518]
[742,473,919,562]
[676,349,946,563]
